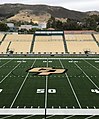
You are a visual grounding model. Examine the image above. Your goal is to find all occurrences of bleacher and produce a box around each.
[33,35,65,54]
[0,34,33,54]
[65,34,99,54]
[0,34,5,42]
[94,34,99,42]
[65,34,93,41]
[0,32,99,55]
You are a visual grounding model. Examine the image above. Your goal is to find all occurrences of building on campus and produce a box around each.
[6,23,15,31]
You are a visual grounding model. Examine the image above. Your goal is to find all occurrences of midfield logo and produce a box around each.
[26,67,67,76]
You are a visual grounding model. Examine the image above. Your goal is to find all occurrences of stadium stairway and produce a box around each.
[63,33,68,53]
[0,34,7,45]
[6,41,11,53]
[30,34,35,53]
[92,34,99,47]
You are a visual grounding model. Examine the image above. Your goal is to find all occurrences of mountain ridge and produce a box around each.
[0,4,99,22]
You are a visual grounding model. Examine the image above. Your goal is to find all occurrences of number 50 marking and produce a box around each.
[37,89,56,94]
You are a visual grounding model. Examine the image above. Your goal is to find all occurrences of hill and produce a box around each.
[0,4,87,22]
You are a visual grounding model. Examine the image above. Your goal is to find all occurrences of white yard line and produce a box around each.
[59,59,82,109]
[0,61,22,84]
[83,59,99,71]
[0,115,14,119]
[73,61,99,90]
[85,115,95,119]
[64,115,75,119]
[21,115,35,119]
[0,59,12,68]
[45,58,48,116]
[42,115,55,119]
[10,59,36,108]
[45,76,48,109]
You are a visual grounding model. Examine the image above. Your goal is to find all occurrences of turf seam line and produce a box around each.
[10,59,36,108]
[73,61,99,90]
[0,61,22,84]
[59,59,82,109]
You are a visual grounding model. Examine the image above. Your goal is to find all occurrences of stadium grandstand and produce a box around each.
[0,34,33,54]
[65,34,99,54]
[94,34,99,43]
[32,31,66,54]
[0,30,99,55]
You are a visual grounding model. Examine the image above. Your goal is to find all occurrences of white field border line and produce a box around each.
[0,109,99,115]
[10,59,36,108]
[0,58,99,60]
[45,58,48,114]
[0,108,45,115]
[0,59,12,68]
[59,59,82,109]
[0,61,22,84]
[21,115,35,119]
[63,115,75,119]
[47,109,99,115]
[73,61,99,90]
[85,115,95,119]
[0,115,14,119]
[83,59,99,71]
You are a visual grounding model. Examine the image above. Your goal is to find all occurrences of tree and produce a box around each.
[47,16,56,28]
[83,16,97,30]
[0,22,9,31]
[63,20,82,30]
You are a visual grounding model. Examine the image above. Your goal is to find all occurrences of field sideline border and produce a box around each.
[0,109,99,115]
[0,58,99,60]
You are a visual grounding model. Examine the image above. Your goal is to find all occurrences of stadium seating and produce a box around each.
[0,34,5,42]
[66,41,99,54]
[0,33,99,54]
[65,34,93,41]
[65,34,99,54]
[94,34,99,42]
[0,34,33,54]
[33,35,65,54]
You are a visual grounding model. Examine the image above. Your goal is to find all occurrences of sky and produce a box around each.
[0,0,99,12]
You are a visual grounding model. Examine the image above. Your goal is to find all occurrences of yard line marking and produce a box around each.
[85,115,95,119]
[0,59,12,68]
[45,58,48,117]
[21,115,35,119]
[94,106,96,109]
[73,61,99,90]
[64,115,75,119]
[0,115,14,119]
[10,59,36,108]
[83,59,99,71]
[42,115,55,119]
[59,59,82,109]
[0,61,22,83]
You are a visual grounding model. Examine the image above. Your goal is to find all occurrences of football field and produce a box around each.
[0,57,99,117]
